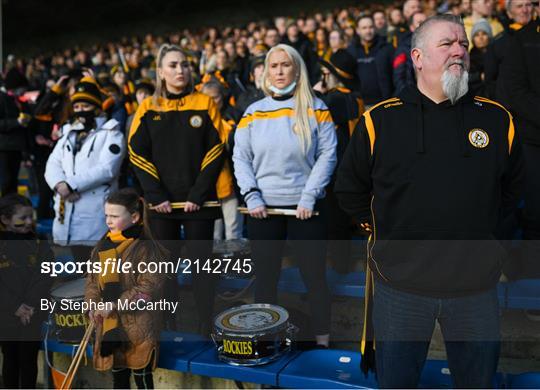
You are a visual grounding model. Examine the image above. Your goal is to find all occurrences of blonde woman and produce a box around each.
[233,44,337,347]
[129,44,229,335]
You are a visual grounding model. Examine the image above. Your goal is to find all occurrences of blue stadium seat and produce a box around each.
[418,360,452,388]
[275,267,367,297]
[43,337,93,357]
[277,267,308,294]
[219,274,253,291]
[419,360,504,388]
[506,372,540,389]
[328,269,366,297]
[505,279,540,310]
[189,345,300,386]
[278,349,377,388]
[158,331,214,372]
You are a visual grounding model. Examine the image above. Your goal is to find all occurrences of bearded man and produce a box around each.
[335,14,523,388]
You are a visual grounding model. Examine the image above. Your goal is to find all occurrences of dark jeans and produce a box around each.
[149,217,216,334]
[0,151,21,196]
[1,341,40,388]
[247,205,330,335]
[373,281,500,389]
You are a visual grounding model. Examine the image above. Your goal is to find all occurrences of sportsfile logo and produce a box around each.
[41,258,253,277]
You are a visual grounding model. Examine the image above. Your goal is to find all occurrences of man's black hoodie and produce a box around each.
[335,86,524,297]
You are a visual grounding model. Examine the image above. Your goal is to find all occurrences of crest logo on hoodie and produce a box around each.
[190,115,203,128]
[468,128,489,149]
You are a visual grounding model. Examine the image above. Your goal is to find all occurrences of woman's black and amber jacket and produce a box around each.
[128,91,226,216]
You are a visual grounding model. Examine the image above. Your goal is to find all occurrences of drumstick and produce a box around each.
[61,325,87,389]
[238,207,320,216]
[61,322,93,389]
[62,321,93,389]
[148,201,221,210]
[61,321,94,389]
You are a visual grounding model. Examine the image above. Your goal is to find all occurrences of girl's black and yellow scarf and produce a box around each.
[97,224,142,357]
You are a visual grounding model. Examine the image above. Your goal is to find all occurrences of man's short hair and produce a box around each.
[356,14,374,25]
[411,14,464,50]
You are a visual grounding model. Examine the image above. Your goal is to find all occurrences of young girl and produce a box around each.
[85,188,165,389]
[0,194,53,388]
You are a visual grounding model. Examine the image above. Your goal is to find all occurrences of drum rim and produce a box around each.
[214,303,289,335]
[50,278,86,300]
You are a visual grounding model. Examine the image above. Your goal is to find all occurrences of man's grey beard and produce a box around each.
[441,67,469,105]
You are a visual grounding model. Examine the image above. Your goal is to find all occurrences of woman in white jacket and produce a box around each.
[45,77,125,262]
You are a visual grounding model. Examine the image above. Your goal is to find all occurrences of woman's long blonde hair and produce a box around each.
[153,43,193,105]
[261,44,315,155]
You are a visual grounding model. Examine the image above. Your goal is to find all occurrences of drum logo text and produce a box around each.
[55,313,87,327]
[223,339,253,356]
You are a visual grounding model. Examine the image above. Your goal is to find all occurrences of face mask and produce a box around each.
[73,110,96,130]
[269,81,297,96]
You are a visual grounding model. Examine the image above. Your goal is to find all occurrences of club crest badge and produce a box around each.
[468,128,489,149]
[189,115,203,128]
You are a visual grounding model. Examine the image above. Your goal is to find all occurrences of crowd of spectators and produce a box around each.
[0,0,538,277]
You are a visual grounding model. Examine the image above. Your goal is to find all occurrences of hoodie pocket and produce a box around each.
[372,229,506,293]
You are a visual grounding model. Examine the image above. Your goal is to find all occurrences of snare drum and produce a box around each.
[50,278,88,344]
[212,303,297,366]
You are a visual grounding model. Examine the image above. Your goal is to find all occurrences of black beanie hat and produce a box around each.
[71,77,103,107]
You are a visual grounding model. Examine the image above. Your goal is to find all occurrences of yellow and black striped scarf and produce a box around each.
[97,225,141,357]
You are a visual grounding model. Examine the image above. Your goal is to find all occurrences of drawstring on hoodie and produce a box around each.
[415,90,469,156]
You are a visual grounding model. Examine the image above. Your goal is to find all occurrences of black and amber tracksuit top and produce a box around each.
[335,86,524,297]
[320,87,365,166]
[128,92,226,218]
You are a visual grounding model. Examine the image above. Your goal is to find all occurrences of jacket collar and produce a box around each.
[64,117,118,136]
[398,85,474,106]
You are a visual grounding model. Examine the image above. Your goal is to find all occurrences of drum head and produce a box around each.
[50,278,86,300]
[215,304,289,335]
